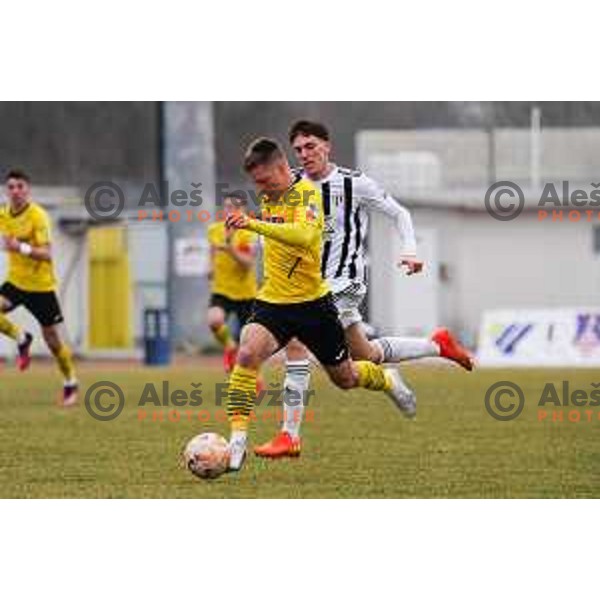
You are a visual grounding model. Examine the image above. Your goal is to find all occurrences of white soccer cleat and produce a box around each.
[384,368,416,419]
[228,438,248,472]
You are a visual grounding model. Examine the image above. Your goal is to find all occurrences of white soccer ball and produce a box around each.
[184,432,230,479]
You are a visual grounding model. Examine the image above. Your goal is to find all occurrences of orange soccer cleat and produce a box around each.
[254,431,301,459]
[431,327,474,371]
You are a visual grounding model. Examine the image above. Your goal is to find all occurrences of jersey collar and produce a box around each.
[9,200,32,218]
[304,163,337,185]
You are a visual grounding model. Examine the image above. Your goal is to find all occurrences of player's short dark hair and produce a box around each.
[243,138,285,172]
[289,120,330,143]
[4,168,31,184]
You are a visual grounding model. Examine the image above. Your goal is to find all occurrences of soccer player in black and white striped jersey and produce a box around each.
[254,120,474,459]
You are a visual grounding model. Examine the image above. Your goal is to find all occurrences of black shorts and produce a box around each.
[209,294,254,328]
[0,282,64,327]
[247,293,349,366]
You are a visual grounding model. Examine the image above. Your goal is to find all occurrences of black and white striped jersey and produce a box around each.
[297,164,417,294]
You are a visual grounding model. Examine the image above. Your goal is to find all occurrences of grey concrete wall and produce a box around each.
[410,207,600,341]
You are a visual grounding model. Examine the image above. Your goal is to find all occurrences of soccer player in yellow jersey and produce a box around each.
[0,169,78,406]
[206,195,258,373]
[223,139,415,471]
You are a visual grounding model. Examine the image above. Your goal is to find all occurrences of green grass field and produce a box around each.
[1,360,598,498]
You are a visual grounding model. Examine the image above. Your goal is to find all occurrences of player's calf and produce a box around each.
[225,323,280,471]
[42,325,78,407]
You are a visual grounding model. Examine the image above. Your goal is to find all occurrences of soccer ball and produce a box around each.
[184,432,230,479]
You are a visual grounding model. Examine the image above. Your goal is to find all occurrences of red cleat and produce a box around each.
[16,332,33,372]
[223,346,237,373]
[431,328,474,371]
[254,431,301,459]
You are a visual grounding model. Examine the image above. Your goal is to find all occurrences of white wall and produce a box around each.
[359,127,600,345]
[408,208,600,341]
[0,214,170,358]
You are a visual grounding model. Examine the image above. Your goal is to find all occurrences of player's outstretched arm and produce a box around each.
[359,174,422,274]
[226,212,319,250]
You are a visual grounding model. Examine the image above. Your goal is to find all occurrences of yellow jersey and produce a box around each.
[0,201,57,292]
[207,222,257,300]
[247,176,329,304]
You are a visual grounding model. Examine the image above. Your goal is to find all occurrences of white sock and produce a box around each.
[282,359,311,438]
[229,429,247,470]
[375,337,440,363]
[230,429,247,446]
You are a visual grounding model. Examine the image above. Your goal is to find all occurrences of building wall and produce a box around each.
[409,208,600,340]
[0,102,160,186]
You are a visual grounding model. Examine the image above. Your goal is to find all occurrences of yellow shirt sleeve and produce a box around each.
[32,207,52,246]
[247,202,321,249]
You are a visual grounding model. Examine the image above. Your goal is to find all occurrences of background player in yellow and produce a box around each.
[0,169,78,406]
[223,139,416,471]
[206,194,258,373]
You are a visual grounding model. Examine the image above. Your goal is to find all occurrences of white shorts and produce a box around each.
[332,282,367,329]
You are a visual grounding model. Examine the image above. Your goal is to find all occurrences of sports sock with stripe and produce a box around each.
[374,337,439,363]
[55,343,76,384]
[213,323,234,348]
[0,313,21,342]
[282,359,311,438]
[226,365,258,445]
[354,360,393,391]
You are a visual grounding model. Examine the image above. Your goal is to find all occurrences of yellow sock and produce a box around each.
[355,361,392,392]
[0,313,20,341]
[226,365,257,433]
[55,344,76,382]
[213,323,233,348]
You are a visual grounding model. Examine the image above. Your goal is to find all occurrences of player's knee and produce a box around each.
[365,341,383,364]
[329,368,358,390]
[236,344,259,369]
[208,314,224,331]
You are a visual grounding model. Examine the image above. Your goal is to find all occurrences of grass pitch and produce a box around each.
[0,360,598,498]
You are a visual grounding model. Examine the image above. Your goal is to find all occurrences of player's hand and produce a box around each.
[225,212,249,230]
[398,258,424,275]
[3,236,20,252]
